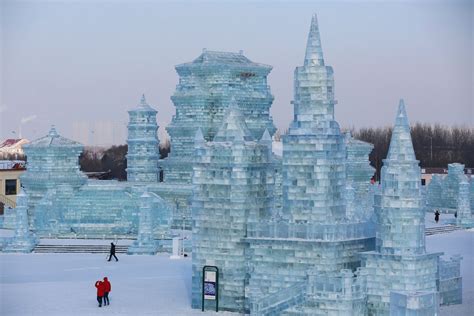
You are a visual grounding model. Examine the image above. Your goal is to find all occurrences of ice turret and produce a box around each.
[282,13,346,223]
[375,99,425,255]
[304,14,325,67]
[127,94,159,182]
[386,99,416,162]
[361,100,443,315]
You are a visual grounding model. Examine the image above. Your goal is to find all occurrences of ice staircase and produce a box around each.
[0,193,16,208]
[33,244,129,254]
[252,283,307,316]
[425,225,462,236]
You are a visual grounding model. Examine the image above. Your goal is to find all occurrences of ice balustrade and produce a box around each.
[246,220,375,241]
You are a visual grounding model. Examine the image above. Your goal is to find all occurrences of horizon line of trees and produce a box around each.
[5,123,472,181]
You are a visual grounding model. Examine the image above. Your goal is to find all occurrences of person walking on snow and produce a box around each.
[95,280,105,307]
[434,210,440,223]
[103,277,111,305]
[108,242,118,262]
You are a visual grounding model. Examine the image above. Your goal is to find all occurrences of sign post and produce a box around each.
[202,266,219,312]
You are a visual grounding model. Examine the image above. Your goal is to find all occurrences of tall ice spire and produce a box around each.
[386,99,416,162]
[304,13,325,67]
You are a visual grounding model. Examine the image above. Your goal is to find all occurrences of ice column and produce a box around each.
[3,189,38,253]
[456,178,473,228]
[127,189,159,255]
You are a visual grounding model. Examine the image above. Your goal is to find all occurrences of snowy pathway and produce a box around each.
[0,253,233,316]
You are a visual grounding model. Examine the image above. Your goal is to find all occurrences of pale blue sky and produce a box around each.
[1,0,472,144]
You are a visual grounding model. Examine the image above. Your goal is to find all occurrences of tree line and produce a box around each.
[10,124,471,181]
[353,124,473,181]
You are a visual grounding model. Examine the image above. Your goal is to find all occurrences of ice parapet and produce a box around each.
[3,189,38,253]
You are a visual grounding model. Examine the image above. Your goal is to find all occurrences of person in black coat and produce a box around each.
[434,210,440,223]
[108,242,118,262]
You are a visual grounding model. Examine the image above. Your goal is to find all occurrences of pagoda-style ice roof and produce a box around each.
[177,49,271,70]
[25,126,82,148]
[128,94,157,113]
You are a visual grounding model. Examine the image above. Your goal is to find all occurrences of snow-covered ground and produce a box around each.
[428,230,473,315]
[1,220,472,315]
[0,253,232,316]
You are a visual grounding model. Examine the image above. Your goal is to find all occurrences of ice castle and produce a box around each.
[190,14,464,315]
[425,163,474,227]
[1,12,466,315]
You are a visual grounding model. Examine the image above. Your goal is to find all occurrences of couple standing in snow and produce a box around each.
[95,277,111,307]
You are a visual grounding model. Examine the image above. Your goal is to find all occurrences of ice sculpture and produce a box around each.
[161,49,276,185]
[426,163,468,213]
[127,189,159,255]
[10,97,172,238]
[457,179,473,227]
[344,131,375,194]
[20,125,86,227]
[438,255,463,305]
[3,189,38,253]
[190,14,375,314]
[282,13,346,223]
[191,101,274,311]
[127,94,159,183]
[389,291,440,315]
[360,100,444,315]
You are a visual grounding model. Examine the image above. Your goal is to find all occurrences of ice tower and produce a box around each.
[191,101,274,312]
[127,95,159,183]
[360,100,442,315]
[161,49,276,185]
[20,126,86,227]
[244,14,375,314]
[282,14,346,223]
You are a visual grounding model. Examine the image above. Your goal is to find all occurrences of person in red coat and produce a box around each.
[95,280,105,307]
[103,277,111,305]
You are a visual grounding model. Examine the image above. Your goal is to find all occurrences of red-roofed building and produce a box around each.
[0,138,29,159]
